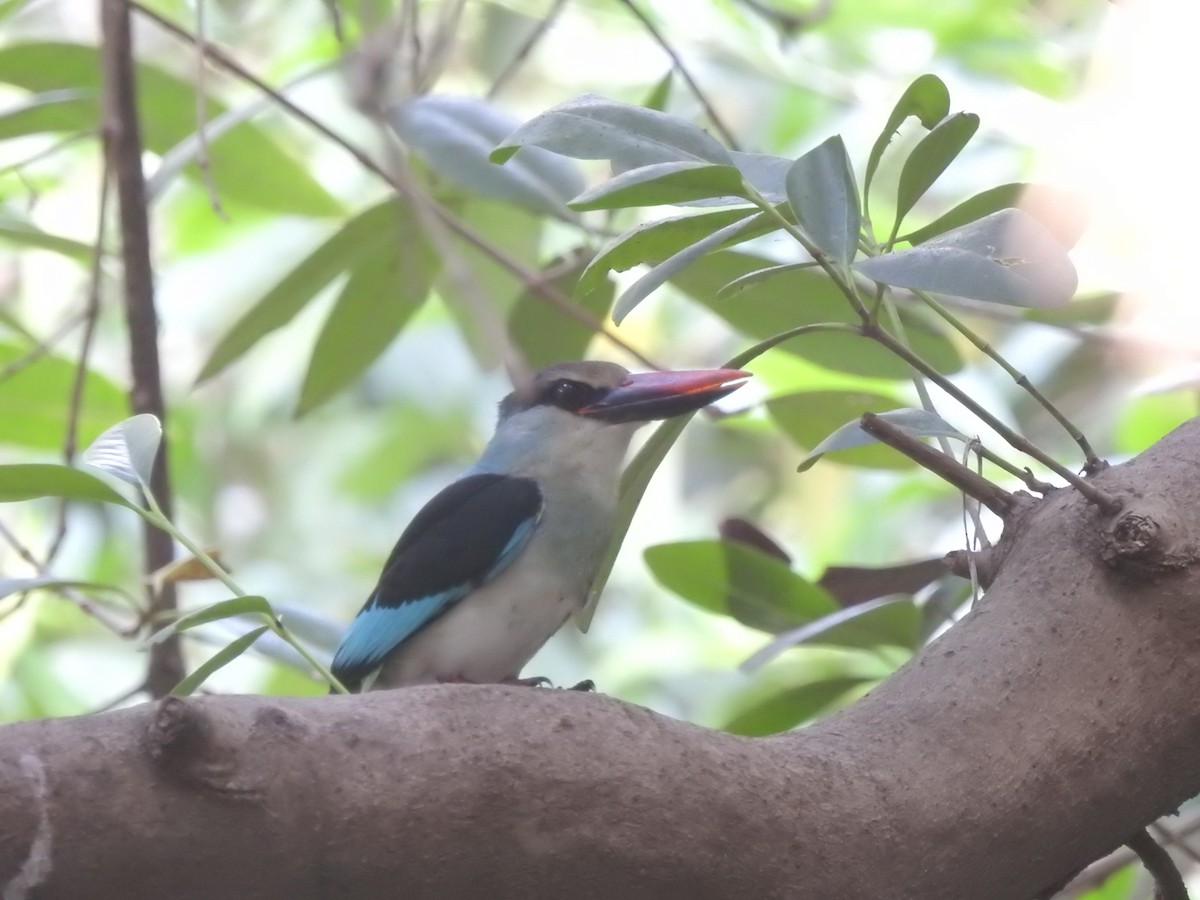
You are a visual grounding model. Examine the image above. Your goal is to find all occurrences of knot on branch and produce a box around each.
[144,697,262,799]
[944,548,999,587]
[1100,503,1195,580]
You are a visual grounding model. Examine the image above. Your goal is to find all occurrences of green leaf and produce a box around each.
[0,88,92,141]
[0,211,91,260]
[769,391,912,471]
[568,161,746,211]
[435,198,543,368]
[491,93,733,168]
[645,539,837,632]
[391,95,584,217]
[893,112,979,236]
[613,213,770,323]
[577,207,766,298]
[864,74,949,212]
[899,182,1024,245]
[714,262,819,299]
[576,416,691,632]
[742,597,922,671]
[643,72,672,111]
[854,209,1078,308]
[785,135,861,266]
[0,42,340,216]
[508,250,616,368]
[0,342,127,450]
[196,199,403,383]
[724,677,872,737]
[900,183,1087,248]
[674,251,963,378]
[728,152,792,204]
[173,595,275,632]
[0,575,137,607]
[297,202,435,415]
[80,414,162,488]
[170,626,270,696]
[796,407,966,472]
[0,464,134,508]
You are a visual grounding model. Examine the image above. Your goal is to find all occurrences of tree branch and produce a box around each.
[1126,828,1190,900]
[859,412,1017,517]
[99,0,182,698]
[6,417,1200,898]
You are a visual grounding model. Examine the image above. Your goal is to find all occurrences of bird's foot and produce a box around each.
[502,675,552,688]
[500,676,596,691]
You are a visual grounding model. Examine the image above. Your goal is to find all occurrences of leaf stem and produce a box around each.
[139,493,349,694]
[861,323,1121,512]
[907,286,1103,468]
[739,183,870,320]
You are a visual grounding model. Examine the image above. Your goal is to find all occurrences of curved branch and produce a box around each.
[4,418,1200,898]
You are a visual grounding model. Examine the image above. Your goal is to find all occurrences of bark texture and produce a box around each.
[5,418,1200,899]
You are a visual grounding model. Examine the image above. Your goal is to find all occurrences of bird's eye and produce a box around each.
[547,379,595,411]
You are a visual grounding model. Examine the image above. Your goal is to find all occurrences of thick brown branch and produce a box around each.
[5,418,1200,898]
[99,0,181,697]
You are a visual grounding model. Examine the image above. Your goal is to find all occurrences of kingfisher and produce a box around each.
[330,360,750,691]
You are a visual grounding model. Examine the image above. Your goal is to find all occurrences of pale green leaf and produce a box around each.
[568,161,745,211]
[0,463,134,508]
[171,626,269,696]
[797,407,966,472]
[785,135,861,266]
[855,209,1078,308]
[297,202,435,415]
[492,93,732,168]
[391,94,583,216]
[81,414,162,488]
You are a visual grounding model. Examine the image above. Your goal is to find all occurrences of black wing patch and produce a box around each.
[371,473,543,606]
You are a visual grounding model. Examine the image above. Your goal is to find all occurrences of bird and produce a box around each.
[329,360,750,692]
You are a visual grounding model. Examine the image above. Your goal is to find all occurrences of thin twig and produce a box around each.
[44,156,111,567]
[0,311,86,383]
[128,1,656,369]
[860,413,1016,517]
[737,0,833,35]
[0,520,137,635]
[908,285,1103,469]
[100,0,183,698]
[971,444,1045,492]
[1126,828,1190,900]
[617,0,740,150]
[487,0,568,99]
[862,322,1123,514]
[1052,809,1200,897]
[0,131,93,179]
[192,0,227,219]
[1153,822,1200,868]
[320,0,345,45]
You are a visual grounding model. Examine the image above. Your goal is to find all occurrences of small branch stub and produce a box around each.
[859,413,1017,517]
[1100,503,1196,580]
[145,697,260,798]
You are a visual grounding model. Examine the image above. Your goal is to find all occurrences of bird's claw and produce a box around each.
[502,675,596,691]
[504,675,552,688]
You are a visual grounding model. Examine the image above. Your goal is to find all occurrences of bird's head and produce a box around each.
[499,361,750,427]
[483,361,750,477]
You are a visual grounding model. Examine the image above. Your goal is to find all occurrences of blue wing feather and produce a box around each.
[331,474,542,687]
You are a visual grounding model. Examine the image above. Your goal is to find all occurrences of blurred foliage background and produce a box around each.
[1,1,1197,893]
